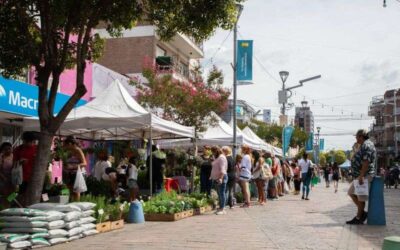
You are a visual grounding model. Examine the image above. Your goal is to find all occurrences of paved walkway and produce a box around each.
[52,182,400,250]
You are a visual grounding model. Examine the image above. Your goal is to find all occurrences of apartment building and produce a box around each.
[95,23,204,83]
[294,101,314,134]
[369,89,400,166]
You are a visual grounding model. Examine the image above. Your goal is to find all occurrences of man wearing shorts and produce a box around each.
[346,129,376,225]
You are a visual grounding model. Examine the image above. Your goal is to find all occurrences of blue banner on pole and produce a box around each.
[319,139,325,151]
[282,126,294,157]
[306,133,314,152]
[0,76,87,117]
[236,40,253,81]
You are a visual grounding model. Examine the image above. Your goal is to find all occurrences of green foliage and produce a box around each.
[246,120,307,148]
[80,195,109,223]
[135,66,230,132]
[334,150,347,165]
[143,191,214,214]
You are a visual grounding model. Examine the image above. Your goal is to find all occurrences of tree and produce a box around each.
[0,0,243,205]
[246,120,307,148]
[135,65,230,132]
[334,150,347,165]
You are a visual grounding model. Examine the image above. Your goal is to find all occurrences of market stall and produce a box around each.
[242,126,273,153]
[23,80,195,195]
[157,114,264,150]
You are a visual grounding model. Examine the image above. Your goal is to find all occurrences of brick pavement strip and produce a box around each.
[51,182,400,250]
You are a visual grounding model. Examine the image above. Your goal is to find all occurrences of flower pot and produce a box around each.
[110,220,124,230]
[96,221,111,233]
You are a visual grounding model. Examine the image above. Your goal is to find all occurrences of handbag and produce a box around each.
[11,162,23,186]
[262,166,273,180]
[73,167,87,193]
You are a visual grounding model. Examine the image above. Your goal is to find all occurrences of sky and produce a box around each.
[202,0,400,151]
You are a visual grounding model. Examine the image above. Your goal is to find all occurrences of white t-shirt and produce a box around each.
[128,164,138,180]
[93,160,111,181]
[298,159,312,174]
[240,154,252,180]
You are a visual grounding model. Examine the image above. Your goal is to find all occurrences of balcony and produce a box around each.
[164,33,204,59]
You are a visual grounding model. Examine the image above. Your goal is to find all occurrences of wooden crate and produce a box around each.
[184,209,194,218]
[145,212,182,222]
[110,219,124,230]
[96,221,111,233]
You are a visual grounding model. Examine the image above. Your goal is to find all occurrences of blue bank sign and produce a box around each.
[0,76,87,117]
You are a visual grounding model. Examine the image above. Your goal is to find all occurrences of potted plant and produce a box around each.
[80,195,112,233]
[109,202,126,230]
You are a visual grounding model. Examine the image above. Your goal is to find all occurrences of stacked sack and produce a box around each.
[0,208,64,248]
[29,202,98,244]
[69,202,98,238]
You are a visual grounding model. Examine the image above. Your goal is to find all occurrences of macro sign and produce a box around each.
[0,76,87,117]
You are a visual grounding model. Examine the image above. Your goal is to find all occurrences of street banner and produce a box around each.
[237,40,253,81]
[282,126,294,157]
[306,132,314,152]
[319,139,325,151]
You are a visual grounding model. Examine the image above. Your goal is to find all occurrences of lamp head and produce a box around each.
[279,71,289,84]
[236,4,244,19]
[317,127,321,133]
[383,0,387,7]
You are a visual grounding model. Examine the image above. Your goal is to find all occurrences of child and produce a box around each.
[127,156,139,202]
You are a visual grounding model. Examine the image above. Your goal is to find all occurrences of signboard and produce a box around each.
[0,76,87,117]
[263,109,271,123]
[305,132,314,152]
[236,40,253,81]
[282,126,294,157]
[319,139,325,151]
[236,106,244,116]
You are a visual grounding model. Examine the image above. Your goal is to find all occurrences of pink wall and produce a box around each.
[59,63,93,101]
[28,62,93,101]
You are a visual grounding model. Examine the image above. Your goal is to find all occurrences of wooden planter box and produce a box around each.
[204,205,214,212]
[145,209,194,222]
[110,219,124,230]
[194,206,214,215]
[96,221,111,233]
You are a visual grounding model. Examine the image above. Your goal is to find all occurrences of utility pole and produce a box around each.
[394,89,398,159]
[232,4,243,158]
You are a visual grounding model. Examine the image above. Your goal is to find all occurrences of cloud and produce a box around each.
[359,60,400,85]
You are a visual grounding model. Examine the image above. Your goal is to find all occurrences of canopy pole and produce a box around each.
[149,125,153,196]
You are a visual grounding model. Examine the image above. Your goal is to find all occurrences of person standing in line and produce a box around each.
[253,156,267,205]
[346,129,376,225]
[63,136,87,201]
[332,162,341,193]
[210,146,228,215]
[299,152,313,200]
[291,162,301,195]
[13,132,37,197]
[264,153,273,199]
[0,142,14,208]
[222,146,235,209]
[200,146,213,196]
[239,145,252,207]
[269,154,280,200]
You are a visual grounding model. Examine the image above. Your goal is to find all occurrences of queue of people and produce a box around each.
[200,144,318,215]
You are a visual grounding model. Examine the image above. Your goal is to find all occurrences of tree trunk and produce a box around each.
[24,132,54,206]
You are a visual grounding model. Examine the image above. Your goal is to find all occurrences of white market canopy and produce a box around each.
[24,80,195,140]
[157,114,265,150]
[242,127,273,153]
[339,159,351,169]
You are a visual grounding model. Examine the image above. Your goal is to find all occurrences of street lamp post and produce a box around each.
[394,90,398,158]
[278,72,321,126]
[232,4,243,158]
[316,126,321,165]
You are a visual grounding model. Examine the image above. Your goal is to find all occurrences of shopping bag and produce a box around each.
[73,168,87,193]
[353,179,369,196]
[11,163,23,186]
[284,181,289,194]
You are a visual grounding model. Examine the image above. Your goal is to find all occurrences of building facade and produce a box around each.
[369,89,400,167]
[294,101,314,134]
[220,99,256,125]
[95,24,204,83]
